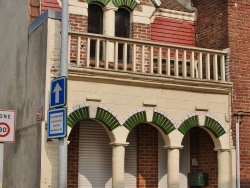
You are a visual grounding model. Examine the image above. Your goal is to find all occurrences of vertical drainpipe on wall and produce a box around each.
[236,119,240,188]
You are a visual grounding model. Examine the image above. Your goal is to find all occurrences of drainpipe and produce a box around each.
[236,119,240,188]
[234,112,250,188]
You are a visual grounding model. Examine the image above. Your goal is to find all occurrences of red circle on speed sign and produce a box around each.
[0,122,10,137]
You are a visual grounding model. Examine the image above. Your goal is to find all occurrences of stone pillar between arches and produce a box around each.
[110,142,128,188]
[217,149,231,188]
[167,147,181,188]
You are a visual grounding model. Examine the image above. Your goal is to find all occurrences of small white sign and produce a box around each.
[0,110,16,143]
[47,108,67,139]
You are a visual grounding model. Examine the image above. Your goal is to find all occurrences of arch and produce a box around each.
[151,0,161,7]
[204,114,227,138]
[151,109,176,134]
[123,109,147,131]
[67,104,90,128]
[86,0,110,6]
[112,0,140,10]
[178,113,199,135]
[95,106,120,131]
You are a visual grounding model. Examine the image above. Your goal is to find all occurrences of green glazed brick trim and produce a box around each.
[178,115,199,135]
[204,116,226,138]
[95,107,120,130]
[123,110,147,131]
[151,0,161,7]
[112,0,139,10]
[152,111,175,134]
[67,106,90,128]
[86,0,110,6]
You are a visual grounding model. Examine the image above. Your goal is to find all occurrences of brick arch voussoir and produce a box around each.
[95,105,121,131]
[67,104,90,129]
[112,0,140,10]
[178,113,199,135]
[204,114,228,138]
[151,109,176,135]
[86,0,111,6]
[122,108,147,131]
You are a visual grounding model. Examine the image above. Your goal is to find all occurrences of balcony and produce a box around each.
[68,31,230,92]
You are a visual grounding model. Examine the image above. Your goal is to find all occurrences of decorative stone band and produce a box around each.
[67,104,227,138]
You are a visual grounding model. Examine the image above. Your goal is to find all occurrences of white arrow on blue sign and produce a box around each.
[50,76,67,108]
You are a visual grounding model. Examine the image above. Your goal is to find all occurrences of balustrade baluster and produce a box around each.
[158,47,162,75]
[123,43,127,71]
[95,39,100,68]
[198,52,203,79]
[182,50,187,77]
[114,42,118,70]
[86,38,90,67]
[174,49,179,76]
[213,54,218,81]
[206,53,210,80]
[141,45,145,73]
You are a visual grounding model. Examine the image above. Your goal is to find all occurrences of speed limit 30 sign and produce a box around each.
[0,110,16,143]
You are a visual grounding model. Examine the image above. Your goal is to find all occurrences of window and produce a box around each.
[115,8,130,62]
[88,4,103,59]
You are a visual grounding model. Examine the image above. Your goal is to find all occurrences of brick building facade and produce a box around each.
[2,0,250,187]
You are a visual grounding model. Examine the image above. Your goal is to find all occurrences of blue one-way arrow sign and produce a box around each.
[50,76,67,108]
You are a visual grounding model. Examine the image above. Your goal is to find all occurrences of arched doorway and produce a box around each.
[68,119,112,188]
[189,127,218,188]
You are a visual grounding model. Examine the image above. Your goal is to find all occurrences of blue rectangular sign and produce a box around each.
[50,76,67,108]
[47,108,67,139]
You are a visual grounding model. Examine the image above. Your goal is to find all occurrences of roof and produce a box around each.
[41,0,61,13]
[159,0,193,13]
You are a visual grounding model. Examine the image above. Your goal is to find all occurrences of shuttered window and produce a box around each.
[78,120,112,187]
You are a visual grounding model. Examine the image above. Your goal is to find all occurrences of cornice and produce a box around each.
[68,67,232,95]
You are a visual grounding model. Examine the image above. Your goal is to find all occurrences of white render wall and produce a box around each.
[68,79,230,129]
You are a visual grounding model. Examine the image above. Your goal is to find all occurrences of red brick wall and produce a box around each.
[191,0,228,50]
[151,17,195,46]
[69,14,88,66]
[137,124,158,188]
[190,127,218,188]
[67,124,80,188]
[228,1,250,187]
[41,0,61,13]
[29,0,40,23]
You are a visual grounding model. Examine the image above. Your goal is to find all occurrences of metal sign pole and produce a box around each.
[0,143,3,186]
[58,0,68,187]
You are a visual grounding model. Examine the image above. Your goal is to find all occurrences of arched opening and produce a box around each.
[88,3,103,59]
[68,119,112,188]
[115,7,130,62]
[189,127,218,187]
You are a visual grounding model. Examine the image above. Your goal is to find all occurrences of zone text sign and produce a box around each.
[0,110,16,142]
[47,108,67,139]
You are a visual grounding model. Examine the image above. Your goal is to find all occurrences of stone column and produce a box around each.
[167,148,180,188]
[111,142,127,188]
[217,149,231,188]
[103,6,117,62]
